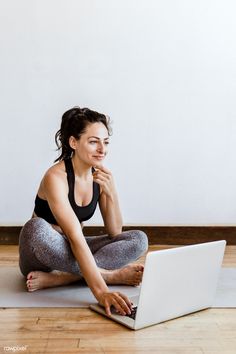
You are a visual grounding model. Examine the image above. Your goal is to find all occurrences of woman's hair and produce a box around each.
[54,106,112,162]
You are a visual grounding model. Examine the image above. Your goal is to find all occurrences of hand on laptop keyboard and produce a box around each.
[111,305,137,320]
[99,291,133,316]
[125,306,137,320]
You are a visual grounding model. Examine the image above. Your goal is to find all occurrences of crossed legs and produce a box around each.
[19,218,148,291]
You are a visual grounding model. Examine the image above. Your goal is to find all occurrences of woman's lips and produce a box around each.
[93,156,104,160]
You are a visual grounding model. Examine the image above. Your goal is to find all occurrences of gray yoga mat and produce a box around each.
[0,267,139,307]
[0,267,235,308]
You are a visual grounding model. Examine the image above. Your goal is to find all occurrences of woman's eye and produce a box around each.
[89,141,97,144]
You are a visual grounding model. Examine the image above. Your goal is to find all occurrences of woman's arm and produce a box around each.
[93,166,123,236]
[42,169,131,316]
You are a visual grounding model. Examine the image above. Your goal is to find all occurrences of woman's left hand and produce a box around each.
[92,165,115,198]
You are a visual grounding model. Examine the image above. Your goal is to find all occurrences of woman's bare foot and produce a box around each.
[26,271,82,292]
[26,263,144,292]
[100,264,144,286]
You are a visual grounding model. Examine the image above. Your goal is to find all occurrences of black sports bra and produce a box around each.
[34,158,100,225]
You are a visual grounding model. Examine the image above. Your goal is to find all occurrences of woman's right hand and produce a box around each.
[98,291,133,316]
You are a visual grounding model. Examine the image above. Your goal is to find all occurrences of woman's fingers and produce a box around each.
[93,173,107,183]
[112,296,131,315]
[93,170,109,181]
[93,166,113,183]
[94,165,111,175]
[113,293,132,316]
[118,292,133,310]
[102,292,132,316]
[104,299,112,316]
[93,170,114,196]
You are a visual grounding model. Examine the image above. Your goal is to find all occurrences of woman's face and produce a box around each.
[70,122,109,167]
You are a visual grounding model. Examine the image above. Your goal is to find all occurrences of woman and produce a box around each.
[19,107,148,316]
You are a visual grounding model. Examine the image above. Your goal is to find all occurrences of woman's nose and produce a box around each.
[97,143,105,153]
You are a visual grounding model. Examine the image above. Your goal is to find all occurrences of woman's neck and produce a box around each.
[71,156,92,180]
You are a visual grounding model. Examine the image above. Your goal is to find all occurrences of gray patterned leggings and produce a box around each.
[19,217,148,277]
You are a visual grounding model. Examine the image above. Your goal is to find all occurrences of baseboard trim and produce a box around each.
[0,226,235,245]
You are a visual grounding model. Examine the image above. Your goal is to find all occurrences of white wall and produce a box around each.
[1,0,236,226]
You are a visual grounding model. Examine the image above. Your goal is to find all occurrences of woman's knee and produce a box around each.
[134,230,149,254]
[124,229,149,255]
[19,217,50,244]
[19,218,52,275]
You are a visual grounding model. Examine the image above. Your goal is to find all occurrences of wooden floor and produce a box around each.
[0,245,236,354]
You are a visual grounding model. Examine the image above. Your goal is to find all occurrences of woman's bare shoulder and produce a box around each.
[44,160,66,179]
[39,161,67,197]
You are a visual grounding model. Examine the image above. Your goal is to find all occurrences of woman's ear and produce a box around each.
[69,136,78,150]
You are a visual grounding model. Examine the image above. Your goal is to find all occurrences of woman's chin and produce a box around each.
[92,159,104,168]
[93,162,103,169]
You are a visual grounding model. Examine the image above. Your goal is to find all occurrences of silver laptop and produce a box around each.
[90,240,226,330]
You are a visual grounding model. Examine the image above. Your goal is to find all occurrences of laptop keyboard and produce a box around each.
[126,306,137,320]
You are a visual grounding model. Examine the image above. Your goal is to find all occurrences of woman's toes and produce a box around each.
[27,272,34,280]
[135,264,144,272]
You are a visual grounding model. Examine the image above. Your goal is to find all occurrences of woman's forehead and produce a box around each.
[84,122,109,138]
